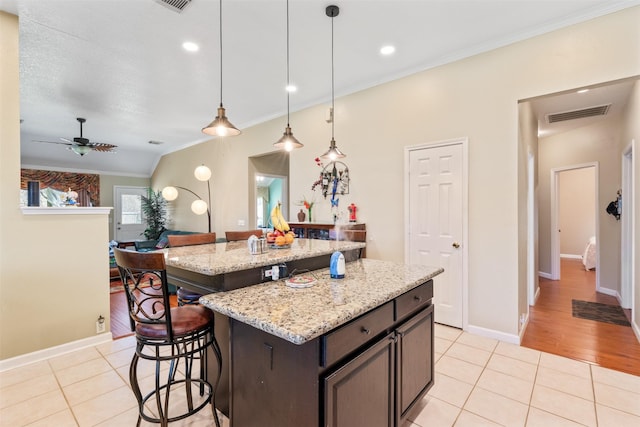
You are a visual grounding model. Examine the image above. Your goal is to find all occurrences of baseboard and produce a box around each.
[465,324,520,345]
[518,312,530,344]
[538,271,552,280]
[596,286,618,298]
[632,319,640,343]
[560,254,582,259]
[0,332,113,373]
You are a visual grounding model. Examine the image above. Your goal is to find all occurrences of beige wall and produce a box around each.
[99,174,151,240]
[517,101,539,330]
[538,117,623,292]
[559,168,596,256]
[620,80,640,332]
[154,8,640,338]
[1,12,110,360]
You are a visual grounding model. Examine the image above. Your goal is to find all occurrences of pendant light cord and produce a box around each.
[219,0,223,108]
[286,0,290,126]
[331,11,335,140]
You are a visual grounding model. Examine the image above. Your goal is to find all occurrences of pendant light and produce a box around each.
[320,5,345,161]
[274,0,303,151]
[202,0,241,137]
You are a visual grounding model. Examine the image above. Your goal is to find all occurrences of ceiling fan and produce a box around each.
[33,117,117,156]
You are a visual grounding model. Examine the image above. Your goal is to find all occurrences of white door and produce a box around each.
[407,142,464,328]
[114,186,148,242]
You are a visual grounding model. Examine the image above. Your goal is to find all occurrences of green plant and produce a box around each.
[141,189,167,240]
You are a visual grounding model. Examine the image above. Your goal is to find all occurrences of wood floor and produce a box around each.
[521,258,640,376]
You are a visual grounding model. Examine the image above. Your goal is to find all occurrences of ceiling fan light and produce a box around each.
[71,145,92,156]
[202,106,241,136]
[273,126,303,152]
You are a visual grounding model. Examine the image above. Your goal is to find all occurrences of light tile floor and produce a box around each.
[1,324,639,426]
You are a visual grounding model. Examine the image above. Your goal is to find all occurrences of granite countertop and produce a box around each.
[164,238,365,276]
[199,258,444,345]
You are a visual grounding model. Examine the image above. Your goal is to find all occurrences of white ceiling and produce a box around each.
[2,0,638,176]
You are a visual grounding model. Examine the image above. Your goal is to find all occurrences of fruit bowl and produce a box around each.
[270,244,291,249]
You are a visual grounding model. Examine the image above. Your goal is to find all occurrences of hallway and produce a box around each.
[522,258,640,376]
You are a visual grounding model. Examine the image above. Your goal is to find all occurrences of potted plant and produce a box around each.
[141,188,168,240]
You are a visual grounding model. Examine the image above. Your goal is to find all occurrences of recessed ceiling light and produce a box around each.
[380,45,395,55]
[577,89,589,94]
[286,84,297,93]
[182,41,199,52]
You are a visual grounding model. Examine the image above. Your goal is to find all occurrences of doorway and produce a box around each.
[405,138,468,329]
[550,164,598,289]
[248,152,289,229]
[113,186,148,242]
[255,174,287,228]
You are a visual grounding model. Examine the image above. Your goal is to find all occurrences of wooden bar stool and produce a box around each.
[224,229,263,241]
[114,248,222,427]
[167,233,217,306]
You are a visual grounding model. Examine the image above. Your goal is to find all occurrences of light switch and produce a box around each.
[238,219,245,226]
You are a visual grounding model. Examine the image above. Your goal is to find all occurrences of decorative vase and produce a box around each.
[308,206,312,222]
[297,209,306,222]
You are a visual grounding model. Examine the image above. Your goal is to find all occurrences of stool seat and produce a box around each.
[136,305,214,339]
[177,287,203,305]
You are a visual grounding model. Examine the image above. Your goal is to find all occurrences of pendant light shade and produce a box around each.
[320,5,345,160]
[202,106,241,136]
[274,125,303,152]
[202,0,241,137]
[274,0,303,151]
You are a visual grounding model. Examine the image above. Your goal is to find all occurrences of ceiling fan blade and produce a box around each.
[33,140,73,147]
[60,137,72,143]
[90,143,118,152]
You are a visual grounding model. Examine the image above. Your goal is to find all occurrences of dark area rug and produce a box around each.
[572,299,631,327]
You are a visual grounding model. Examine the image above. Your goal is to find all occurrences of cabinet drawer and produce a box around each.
[321,301,394,367]
[395,280,433,321]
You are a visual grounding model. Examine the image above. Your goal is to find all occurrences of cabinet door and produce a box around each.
[396,305,434,424]
[324,333,395,427]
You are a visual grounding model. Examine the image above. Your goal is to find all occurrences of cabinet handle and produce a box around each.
[361,326,370,335]
[414,295,422,302]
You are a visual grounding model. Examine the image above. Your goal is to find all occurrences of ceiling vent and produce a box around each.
[154,0,192,13]
[546,104,611,124]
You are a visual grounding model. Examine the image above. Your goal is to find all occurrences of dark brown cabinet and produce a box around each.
[323,305,434,427]
[324,333,395,427]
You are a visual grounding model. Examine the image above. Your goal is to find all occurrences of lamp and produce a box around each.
[71,145,92,156]
[273,0,303,152]
[320,5,346,161]
[202,0,241,137]
[162,165,212,232]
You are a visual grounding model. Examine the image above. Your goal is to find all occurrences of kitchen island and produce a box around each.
[200,258,443,427]
[164,238,367,414]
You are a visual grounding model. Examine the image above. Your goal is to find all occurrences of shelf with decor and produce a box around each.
[288,222,366,257]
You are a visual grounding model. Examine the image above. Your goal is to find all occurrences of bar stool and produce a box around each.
[167,233,217,306]
[114,248,222,427]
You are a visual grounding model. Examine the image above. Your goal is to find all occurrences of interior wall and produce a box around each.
[619,79,640,332]
[559,168,596,256]
[1,12,110,361]
[153,8,639,338]
[517,101,539,327]
[538,117,622,292]
[99,175,151,240]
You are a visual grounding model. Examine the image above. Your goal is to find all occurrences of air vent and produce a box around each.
[154,0,192,13]
[546,104,611,124]
[148,140,165,145]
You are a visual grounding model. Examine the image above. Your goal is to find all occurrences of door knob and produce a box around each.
[452,242,460,249]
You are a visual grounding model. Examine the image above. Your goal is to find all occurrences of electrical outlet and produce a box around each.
[96,315,105,334]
